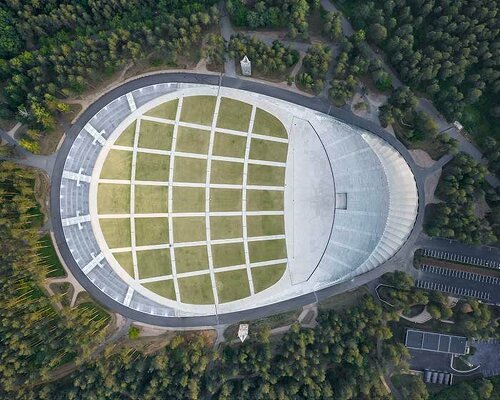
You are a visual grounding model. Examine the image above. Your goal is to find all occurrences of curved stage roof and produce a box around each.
[54,79,419,324]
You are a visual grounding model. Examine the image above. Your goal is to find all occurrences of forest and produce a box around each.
[337,0,500,176]
[228,33,299,77]
[426,153,497,245]
[226,0,314,39]
[0,161,110,396]
[0,0,219,151]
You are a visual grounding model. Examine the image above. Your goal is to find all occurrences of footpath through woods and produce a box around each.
[321,0,499,187]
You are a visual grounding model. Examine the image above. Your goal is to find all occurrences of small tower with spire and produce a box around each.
[240,55,252,76]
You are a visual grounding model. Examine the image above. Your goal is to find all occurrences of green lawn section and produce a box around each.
[210,216,243,239]
[175,245,209,273]
[176,126,210,154]
[216,269,250,303]
[248,239,287,263]
[100,149,132,180]
[37,234,65,278]
[114,121,136,147]
[113,252,134,278]
[247,164,285,186]
[135,217,169,246]
[138,120,174,151]
[180,96,216,126]
[144,99,179,120]
[209,188,242,211]
[212,242,245,268]
[173,217,206,242]
[135,185,168,213]
[249,138,288,162]
[247,215,285,237]
[252,108,287,138]
[143,280,176,300]
[172,186,205,212]
[173,157,207,183]
[135,153,169,181]
[136,248,172,279]
[210,160,243,184]
[100,218,131,248]
[178,274,214,304]
[213,132,247,158]
[252,263,286,293]
[247,190,284,211]
[97,184,130,214]
[216,97,252,131]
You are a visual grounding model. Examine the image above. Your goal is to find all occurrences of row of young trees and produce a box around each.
[0,161,110,397]
[0,0,219,150]
[427,153,497,245]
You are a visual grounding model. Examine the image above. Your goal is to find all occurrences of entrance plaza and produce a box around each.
[58,82,418,318]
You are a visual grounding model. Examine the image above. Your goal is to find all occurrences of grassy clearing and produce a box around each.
[114,121,136,147]
[246,215,285,237]
[175,245,209,273]
[216,269,250,303]
[252,108,287,138]
[212,242,246,268]
[135,153,170,181]
[100,218,131,248]
[247,164,285,186]
[210,160,244,184]
[178,274,214,304]
[100,149,132,180]
[144,99,179,120]
[210,216,243,239]
[209,188,242,212]
[37,234,65,278]
[135,185,168,213]
[138,120,174,150]
[248,239,287,263]
[172,217,206,242]
[173,157,207,183]
[136,248,172,279]
[213,132,247,158]
[97,184,130,214]
[113,252,134,278]
[180,96,216,126]
[249,139,288,162]
[143,279,176,300]
[216,97,252,131]
[252,263,286,293]
[247,190,284,211]
[135,217,169,246]
[175,126,210,154]
[172,186,205,212]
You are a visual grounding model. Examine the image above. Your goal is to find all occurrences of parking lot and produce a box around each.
[415,280,491,301]
[421,248,500,269]
[421,265,500,285]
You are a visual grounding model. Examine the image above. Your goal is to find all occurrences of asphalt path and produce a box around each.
[49,72,427,327]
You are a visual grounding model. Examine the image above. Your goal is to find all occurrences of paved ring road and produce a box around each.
[50,73,426,327]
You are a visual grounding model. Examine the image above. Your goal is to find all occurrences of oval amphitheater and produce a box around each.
[53,76,420,326]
